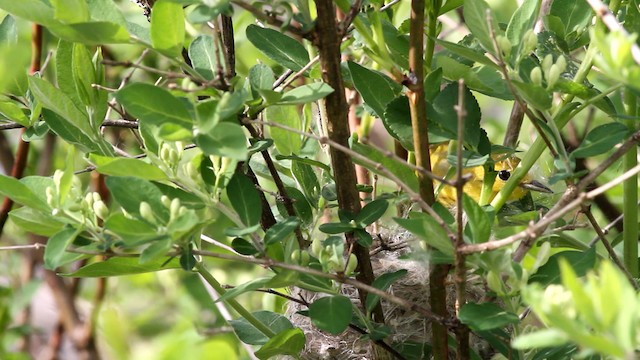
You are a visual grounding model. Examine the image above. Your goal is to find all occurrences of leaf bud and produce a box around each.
[530,67,543,86]
[139,201,156,224]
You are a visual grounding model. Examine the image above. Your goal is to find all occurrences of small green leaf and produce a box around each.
[44,227,79,270]
[291,161,320,206]
[0,0,55,27]
[116,83,192,131]
[366,269,408,312]
[265,105,301,155]
[254,328,305,360]
[278,83,334,105]
[246,24,310,71]
[570,123,629,159]
[216,277,273,303]
[309,295,352,335]
[51,0,89,24]
[463,194,491,243]
[0,100,29,126]
[226,173,262,227]
[353,228,373,247]
[151,0,185,57]
[188,34,219,81]
[50,22,130,44]
[195,122,248,160]
[318,222,356,234]
[229,311,293,345]
[383,96,414,151]
[249,63,275,91]
[265,217,300,245]
[104,213,159,246]
[0,15,17,44]
[528,248,596,286]
[231,237,259,256]
[394,212,453,255]
[351,141,418,190]
[459,302,519,331]
[512,329,569,349]
[0,174,49,212]
[512,80,552,110]
[89,154,167,181]
[506,0,540,54]
[463,0,502,53]
[106,176,170,222]
[355,199,388,227]
[348,61,402,119]
[139,237,172,263]
[62,256,181,277]
[9,207,65,236]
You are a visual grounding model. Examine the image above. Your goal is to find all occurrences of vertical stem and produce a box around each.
[408,0,447,358]
[623,91,638,277]
[313,0,384,325]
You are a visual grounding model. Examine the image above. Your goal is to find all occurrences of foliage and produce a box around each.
[0,0,637,359]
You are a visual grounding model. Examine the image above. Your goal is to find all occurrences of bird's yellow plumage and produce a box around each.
[429,143,551,206]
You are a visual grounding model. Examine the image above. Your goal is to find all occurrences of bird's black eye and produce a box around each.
[498,170,511,181]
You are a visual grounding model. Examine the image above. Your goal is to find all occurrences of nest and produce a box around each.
[286,229,492,360]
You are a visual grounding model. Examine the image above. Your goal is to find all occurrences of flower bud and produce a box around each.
[139,201,156,224]
[522,29,538,54]
[93,200,109,220]
[311,238,322,257]
[554,55,567,74]
[161,195,171,208]
[530,67,543,86]
[290,249,301,264]
[84,192,95,208]
[92,192,101,203]
[546,64,561,90]
[541,54,554,76]
[497,35,512,57]
[170,198,181,219]
[299,250,310,266]
[46,186,56,207]
[345,253,358,275]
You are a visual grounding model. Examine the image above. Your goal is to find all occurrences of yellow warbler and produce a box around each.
[429,143,552,206]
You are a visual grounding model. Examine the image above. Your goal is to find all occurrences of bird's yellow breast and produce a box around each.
[429,143,531,206]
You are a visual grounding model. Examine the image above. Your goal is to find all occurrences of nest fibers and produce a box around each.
[286,229,491,360]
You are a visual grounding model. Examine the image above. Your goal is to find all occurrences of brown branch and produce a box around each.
[312,0,384,326]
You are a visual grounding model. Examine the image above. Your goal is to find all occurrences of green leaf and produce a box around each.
[150,0,185,57]
[41,109,103,153]
[195,122,248,160]
[512,80,552,110]
[383,96,415,151]
[249,63,275,91]
[9,207,65,236]
[528,248,596,286]
[231,237,259,255]
[115,83,192,131]
[106,176,170,222]
[254,328,305,360]
[548,0,592,41]
[318,222,356,234]
[265,105,301,155]
[49,22,130,44]
[463,0,502,53]
[139,237,172,263]
[570,123,629,159]
[216,277,273,303]
[264,217,300,245]
[459,302,519,331]
[0,0,56,27]
[89,154,168,181]
[506,0,540,54]
[435,39,498,68]
[246,24,309,71]
[71,43,96,108]
[309,295,352,335]
[0,174,49,212]
[462,194,491,243]
[553,79,615,115]
[104,213,159,246]
[512,329,569,349]
[51,0,88,24]
[229,311,293,345]
[0,14,17,44]
[291,161,319,206]
[394,212,453,255]
[43,227,79,270]
[427,83,482,148]
[351,141,418,190]
[62,256,181,277]
[366,270,408,312]
[0,100,29,126]
[28,76,93,138]
[188,34,219,81]
[227,173,262,227]
[347,61,402,119]
[355,199,388,227]
[278,83,334,105]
